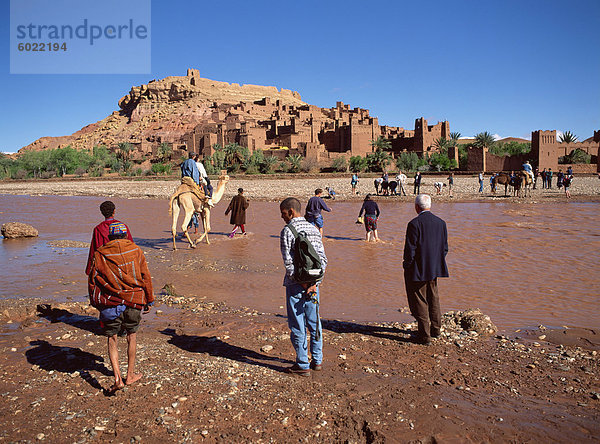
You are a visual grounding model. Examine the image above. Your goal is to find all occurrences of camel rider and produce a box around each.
[194,154,213,199]
[181,153,213,207]
[522,161,534,184]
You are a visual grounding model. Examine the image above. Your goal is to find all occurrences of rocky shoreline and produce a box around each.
[1,174,599,202]
[0,293,598,443]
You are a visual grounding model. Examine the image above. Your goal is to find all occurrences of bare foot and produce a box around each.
[125,373,142,386]
[107,380,125,395]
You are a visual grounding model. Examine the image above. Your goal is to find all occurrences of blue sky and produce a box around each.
[2,0,599,153]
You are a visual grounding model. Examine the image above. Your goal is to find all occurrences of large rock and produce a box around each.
[1,222,39,239]
[442,308,497,335]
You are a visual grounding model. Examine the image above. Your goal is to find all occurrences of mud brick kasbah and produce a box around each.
[18,68,600,173]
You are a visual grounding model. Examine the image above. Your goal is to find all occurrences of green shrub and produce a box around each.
[395,152,419,172]
[559,148,591,164]
[89,165,104,177]
[366,150,391,172]
[428,152,457,171]
[110,159,124,172]
[151,163,172,175]
[489,141,531,156]
[203,157,217,175]
[331,157,348,172]
[277,161,289,173]
[349,156,367,172]
[287,154,302,173]
[14,169,28,179]
[40,171,55,179]
[244,164,260,175]
[260,156,278,174]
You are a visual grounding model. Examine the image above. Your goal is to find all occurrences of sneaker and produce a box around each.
[430,329,441,338]
[285,364,310,377]
[228,233,235,238]
[310,362,323,371]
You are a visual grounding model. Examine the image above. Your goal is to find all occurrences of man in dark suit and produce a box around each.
[403,194,449,345]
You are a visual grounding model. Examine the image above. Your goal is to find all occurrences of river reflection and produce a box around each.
[1,194,598,330]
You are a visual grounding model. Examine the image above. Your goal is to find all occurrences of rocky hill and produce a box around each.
[19,69,305,154]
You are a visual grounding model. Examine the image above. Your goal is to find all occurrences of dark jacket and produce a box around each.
[358,200,380,217]
[403,210,449,282]
[225,194,249,225]
[305,196,331,218]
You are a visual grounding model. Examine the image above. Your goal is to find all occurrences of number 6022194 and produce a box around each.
[17,42,67,51]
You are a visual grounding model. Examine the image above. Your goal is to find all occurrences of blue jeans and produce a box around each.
[285,283,322,369]
[305,214,323,229]
[479,180,483,192]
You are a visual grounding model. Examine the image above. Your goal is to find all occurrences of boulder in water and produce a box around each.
[1,222,39,239]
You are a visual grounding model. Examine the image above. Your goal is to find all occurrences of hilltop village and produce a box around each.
[18,69,600,173]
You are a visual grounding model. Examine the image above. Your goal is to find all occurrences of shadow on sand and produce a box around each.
[161,328,292,372]
[273,315,414,344]
[36,304,102,335]
[25,340,110,391]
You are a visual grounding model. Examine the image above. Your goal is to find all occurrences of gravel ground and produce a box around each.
[0,298,598,443]
[1,174,599,202]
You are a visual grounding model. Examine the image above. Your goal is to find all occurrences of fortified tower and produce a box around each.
[532,130,558,171]
[414,118,450,154]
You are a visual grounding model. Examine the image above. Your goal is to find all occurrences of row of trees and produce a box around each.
[202,143,324,174]
[0,144,176,180]
[1,130,589,180]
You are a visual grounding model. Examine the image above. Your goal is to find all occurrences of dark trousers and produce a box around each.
[405,278,441,340]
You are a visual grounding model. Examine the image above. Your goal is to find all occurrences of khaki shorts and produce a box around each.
[103,307,142,337]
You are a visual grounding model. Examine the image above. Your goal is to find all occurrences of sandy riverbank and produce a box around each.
[1,174,600,202]
[1,177,599,442]
[0,295,598,443]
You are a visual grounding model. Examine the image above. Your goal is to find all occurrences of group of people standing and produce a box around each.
[538,166,574,197]
[279,192,449,375]
[85,183,449,388]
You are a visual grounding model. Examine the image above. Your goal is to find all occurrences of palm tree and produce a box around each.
[260,155,279,174]
[370,136,391,152]
[449,132,461,147]
[559,131,578,143]
[287,154,302,173]
[366,150,391,172]
[117,142,133,162]
[434,137,450,153]
[474,132,495,149]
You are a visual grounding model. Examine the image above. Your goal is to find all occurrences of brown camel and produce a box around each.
[169,174,229,250]
[492,173,511,196]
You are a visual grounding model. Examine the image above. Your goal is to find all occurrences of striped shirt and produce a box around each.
[280,217,327,287]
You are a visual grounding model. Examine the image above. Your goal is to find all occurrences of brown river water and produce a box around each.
[1,194,599,330]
